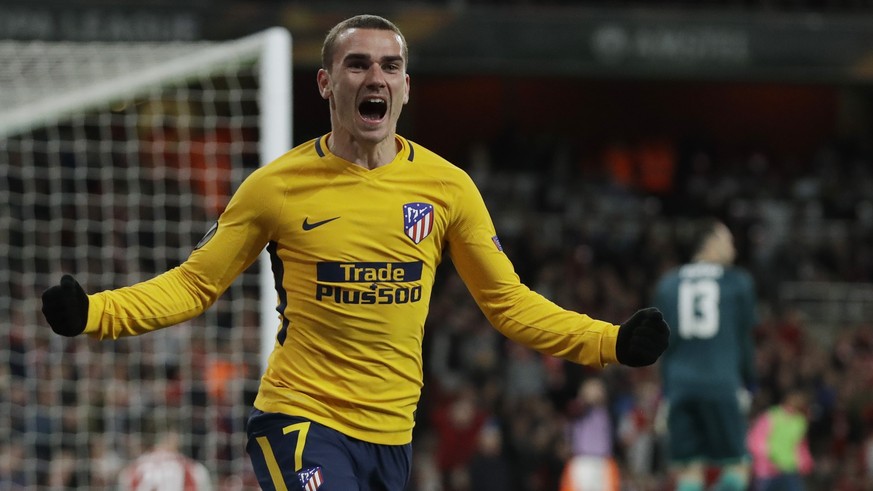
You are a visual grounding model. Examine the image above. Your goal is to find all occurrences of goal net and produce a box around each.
[0,29,291,488]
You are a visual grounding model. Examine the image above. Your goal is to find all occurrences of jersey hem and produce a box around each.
[253,398,413,446]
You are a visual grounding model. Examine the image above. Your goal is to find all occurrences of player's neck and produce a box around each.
[327,132,399,170]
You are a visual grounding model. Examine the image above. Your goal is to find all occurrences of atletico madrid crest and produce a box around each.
[403,202,434,244]
[297,466,324,490]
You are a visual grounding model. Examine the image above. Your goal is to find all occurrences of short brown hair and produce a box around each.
[675,217,722,263]
[321,14,408,70]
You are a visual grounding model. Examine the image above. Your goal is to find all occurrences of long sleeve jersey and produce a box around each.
[655,262,757,400]
[83,134,621,445]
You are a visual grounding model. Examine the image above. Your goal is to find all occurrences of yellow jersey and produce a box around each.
[83,134,620,445]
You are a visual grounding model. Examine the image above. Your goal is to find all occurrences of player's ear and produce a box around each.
[403,73,410,105]
[317,68,331,99]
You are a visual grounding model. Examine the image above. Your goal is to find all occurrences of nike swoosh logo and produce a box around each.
[302,216,340,231]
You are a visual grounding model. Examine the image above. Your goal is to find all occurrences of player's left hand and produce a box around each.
[616,307,669,367]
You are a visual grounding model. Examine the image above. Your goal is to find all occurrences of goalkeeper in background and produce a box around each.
[41,14,669,491]
[654,218,759,491]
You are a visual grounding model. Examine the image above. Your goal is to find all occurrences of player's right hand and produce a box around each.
[42,274,89,337]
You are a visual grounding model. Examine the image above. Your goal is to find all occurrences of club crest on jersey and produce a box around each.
[297,466,324,491]
[403,202,434,244]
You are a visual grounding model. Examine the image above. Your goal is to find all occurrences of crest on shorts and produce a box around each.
[297,466,324,491]
[403,202,434,245]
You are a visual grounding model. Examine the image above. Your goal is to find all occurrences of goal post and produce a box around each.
[256,27,292,376]
[0,28,291,487]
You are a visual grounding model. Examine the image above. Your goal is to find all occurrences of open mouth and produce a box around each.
[358,98,387,122]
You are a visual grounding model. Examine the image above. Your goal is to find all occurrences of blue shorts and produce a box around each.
[245,410,412,491]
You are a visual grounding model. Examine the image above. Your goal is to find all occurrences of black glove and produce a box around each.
[616,307,669,367]
[41,274,89,337]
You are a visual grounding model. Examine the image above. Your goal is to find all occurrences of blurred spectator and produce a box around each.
[748,386,815,491]
[504,343,549,404]
[118,425,213,491]
[617,378,665,491]
[47,448,78,488]
[559,377,620,491]
[89,434,125,488]
[0,441,28,489]
[408,430,445,491]
[505,396,566,491]
[468,420,513,491]
[430,384,489,489]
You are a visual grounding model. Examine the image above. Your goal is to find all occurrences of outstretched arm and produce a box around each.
[446,173,667,368]
[41,167,277,339]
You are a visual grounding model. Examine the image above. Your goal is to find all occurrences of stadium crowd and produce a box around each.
[304,0,873,12]
[478,0,873,9]
[3,129,873,490]
[405,131,873,491]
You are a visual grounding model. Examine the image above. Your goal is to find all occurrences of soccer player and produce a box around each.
[118,429,213,491]
[41,14,670,490]
[654,218,758,491]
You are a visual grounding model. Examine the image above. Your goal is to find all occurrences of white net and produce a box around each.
[1,30,290,489]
